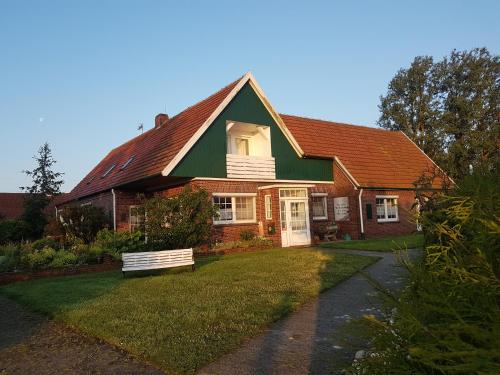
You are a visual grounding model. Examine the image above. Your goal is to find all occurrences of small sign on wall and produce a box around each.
[334,197,349,221]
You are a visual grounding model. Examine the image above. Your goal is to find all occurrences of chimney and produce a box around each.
[155,113,169,128]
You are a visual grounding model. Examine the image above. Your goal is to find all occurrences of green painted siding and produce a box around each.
[171,83,333,181]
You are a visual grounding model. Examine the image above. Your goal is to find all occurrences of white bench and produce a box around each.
[122,248,195,275]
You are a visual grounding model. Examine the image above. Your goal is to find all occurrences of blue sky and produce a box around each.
[1,0,498,192]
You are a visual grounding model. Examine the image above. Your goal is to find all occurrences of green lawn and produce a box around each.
[0,248,376,374]
[320,233,424,252]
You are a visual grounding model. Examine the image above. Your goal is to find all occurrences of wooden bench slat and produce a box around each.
[122,248,194,273]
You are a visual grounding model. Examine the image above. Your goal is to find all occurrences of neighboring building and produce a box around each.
[59,73,444,246]
[0,193,27,220]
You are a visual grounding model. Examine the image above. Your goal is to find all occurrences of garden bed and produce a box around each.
[0,259,121,286]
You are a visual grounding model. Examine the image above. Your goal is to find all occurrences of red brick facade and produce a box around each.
[60,163,421,246]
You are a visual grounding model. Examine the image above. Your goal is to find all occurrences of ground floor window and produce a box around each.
[213,194,256,224]
[376,196,398,222]
[311,193,328,220]
[129,206,145,232]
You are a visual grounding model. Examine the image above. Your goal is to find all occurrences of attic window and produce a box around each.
[102,164,116,178]
[120,155,135,170]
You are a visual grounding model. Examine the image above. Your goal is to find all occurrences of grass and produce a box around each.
[320,233,424,252]
[0,248,376,374]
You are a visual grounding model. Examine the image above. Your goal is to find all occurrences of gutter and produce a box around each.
[358,188,365,239]
[111,188,116,231]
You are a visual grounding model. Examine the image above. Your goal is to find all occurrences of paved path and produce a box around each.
[0,295,164,375]
[199,249,415,375]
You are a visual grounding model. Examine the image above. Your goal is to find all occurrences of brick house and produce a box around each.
[59,72,444,246]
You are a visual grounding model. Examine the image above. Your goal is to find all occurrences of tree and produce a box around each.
[379,48,499,180]
[21,142,64,197]
[378,56,443,163]
[21,142,64,239]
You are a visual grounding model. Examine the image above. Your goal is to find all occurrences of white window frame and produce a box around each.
[212,193,257,225]
[311,193,328,220]
[129,205,145,232]
[265,194,272,219]
[375,195,399,223]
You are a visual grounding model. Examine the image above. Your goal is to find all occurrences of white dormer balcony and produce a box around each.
[226,154,276,179]
[226,121,276,179]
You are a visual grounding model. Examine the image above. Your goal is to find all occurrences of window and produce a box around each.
[102,164,116,177]
[129,206,145,232]
[213,194,256,224]
[279,189,307,198]
[235,137,249,156]
[376,196,399,222]
[312,194,328,220]
[121,155,135,170]
[265,195,272,219]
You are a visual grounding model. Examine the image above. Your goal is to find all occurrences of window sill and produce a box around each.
[313,216,328,221]
[377,219,399,224]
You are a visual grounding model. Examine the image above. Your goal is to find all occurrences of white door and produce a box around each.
[280,199,311,247]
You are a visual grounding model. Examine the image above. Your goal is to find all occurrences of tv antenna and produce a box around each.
[137,123,144,134]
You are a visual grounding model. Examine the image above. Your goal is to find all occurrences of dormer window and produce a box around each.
[102,164,116,178]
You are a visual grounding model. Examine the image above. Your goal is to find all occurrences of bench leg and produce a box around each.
[192,264,196,272]
[122,271,125,278]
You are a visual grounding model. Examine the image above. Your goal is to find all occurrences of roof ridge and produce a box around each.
[280,113,396,133]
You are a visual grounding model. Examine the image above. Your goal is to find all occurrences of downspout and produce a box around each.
[358,188,365,239]
[111,189,116,231]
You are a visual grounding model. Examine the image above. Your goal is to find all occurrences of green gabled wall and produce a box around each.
[171,83,333,181]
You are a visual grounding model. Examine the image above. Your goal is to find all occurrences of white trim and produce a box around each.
[334,156,360,187]
[212,192,256,197]
[80,202,92,207]
[358,189,364,235]
[311,192,328,197]
[192,177,332,185]
[376,194,399,199]
[161,72,304,177]
[399,131,455,185]
[111,188,116,231]
[258,183,316,190]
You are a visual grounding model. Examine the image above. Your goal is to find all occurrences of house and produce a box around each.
[0,193,27,220]
[59,72,444,246]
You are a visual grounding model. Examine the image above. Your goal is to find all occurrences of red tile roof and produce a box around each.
[64,76,242,202]
[281,114,440,189]
[0,193,27,220]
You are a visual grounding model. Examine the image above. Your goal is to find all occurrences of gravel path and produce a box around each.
[0,295,164,375]
[199,249,416,375]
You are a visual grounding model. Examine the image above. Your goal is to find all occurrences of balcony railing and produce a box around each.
[226,154,276,179]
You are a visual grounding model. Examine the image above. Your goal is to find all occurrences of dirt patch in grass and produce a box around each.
[0,296,163,375]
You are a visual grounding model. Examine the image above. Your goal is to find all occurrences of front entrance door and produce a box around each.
[280,199,311,247]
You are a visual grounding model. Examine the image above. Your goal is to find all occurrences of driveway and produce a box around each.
[199,249,415,375]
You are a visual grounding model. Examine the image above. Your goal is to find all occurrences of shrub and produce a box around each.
[32,237,60,251]
[214,237,274,251]
[59,205,109,243]
[94,229,145,253]
[239,229,256,241]
[21,247,57,270]
[49,251,79,268]
[0,219,30,244]
[0,244,22,272]
[140,187,217,249]
[353,167,500,374]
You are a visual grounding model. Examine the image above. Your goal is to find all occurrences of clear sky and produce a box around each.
[1,0,498,192]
